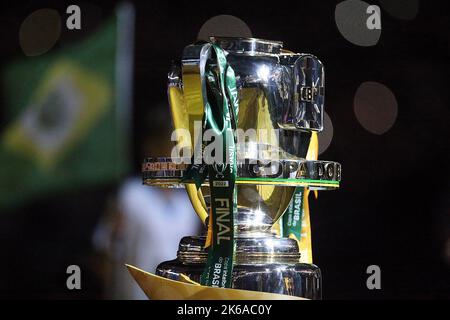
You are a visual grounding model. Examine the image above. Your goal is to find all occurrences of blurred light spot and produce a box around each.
[379,0,419,20]
[318,112,333,155]
[197,15,252,41]
[354,81,398,135]
[335,0,381,46]
[445,238,450,266]
[19,9,61,56]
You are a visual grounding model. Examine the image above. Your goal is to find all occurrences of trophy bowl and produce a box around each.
[140,37,341,299]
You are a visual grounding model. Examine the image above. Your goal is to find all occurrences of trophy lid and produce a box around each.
[210,36,283,55]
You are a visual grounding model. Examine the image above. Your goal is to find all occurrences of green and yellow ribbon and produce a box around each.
[183,43,239,288]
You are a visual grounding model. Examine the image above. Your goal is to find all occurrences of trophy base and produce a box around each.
[156,236,322,300]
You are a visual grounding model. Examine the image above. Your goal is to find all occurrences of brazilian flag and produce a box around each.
[0,4,134,209]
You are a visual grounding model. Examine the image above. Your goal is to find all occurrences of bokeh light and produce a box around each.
[353,81,398,135]
[318,112,334,155]
[197,15,252,41]
[19,9,61,56]
[335,0,381,46]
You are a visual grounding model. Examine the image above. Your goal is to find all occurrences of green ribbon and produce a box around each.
[281,187,304,241]
[183,43,238,288]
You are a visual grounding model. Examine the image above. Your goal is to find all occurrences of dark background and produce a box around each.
[0,0,449,299]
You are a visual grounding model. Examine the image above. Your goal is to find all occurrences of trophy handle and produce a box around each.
[185,184,208,224]
[168,83,209,224]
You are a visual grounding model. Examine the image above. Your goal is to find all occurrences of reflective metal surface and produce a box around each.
[157,211,322,299]
[175,37,327,223]
[210,37,283,55]
[209,36,325,132]
[157,234,322,299]
[142,155,340,221]
[142,157,341,184]
[153,37,332,299]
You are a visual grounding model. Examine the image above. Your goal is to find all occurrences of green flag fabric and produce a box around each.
[0,5,134,209]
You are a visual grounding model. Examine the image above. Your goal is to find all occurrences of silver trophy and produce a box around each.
[142,37,341,299]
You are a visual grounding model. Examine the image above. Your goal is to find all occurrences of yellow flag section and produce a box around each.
[3,61,110,170]
[126,265,305,300]
[0,4,134,209]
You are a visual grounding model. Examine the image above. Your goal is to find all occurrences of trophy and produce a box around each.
[140,37,341,299]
